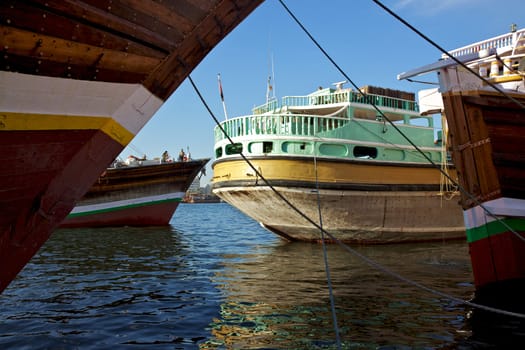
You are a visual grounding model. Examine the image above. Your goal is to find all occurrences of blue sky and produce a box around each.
[120,0,524,185]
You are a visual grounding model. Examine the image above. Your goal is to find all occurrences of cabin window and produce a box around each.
[353,146,377,159]
[248,141,273,154]
[225,143,243,155]
[215,147,223,158]
[383,148,404,161]
[248,142,262,153]
[408,117,431,127]
[319,143,348,157]
[282,141,312,154]
[263,141,273,153]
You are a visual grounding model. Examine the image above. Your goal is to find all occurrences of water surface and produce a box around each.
[1,203,520,348]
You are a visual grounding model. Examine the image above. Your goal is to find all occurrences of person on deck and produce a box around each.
[178,149,185,162]
[161,150,170,163]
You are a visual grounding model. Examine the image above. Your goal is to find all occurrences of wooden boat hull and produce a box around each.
[0,0,263,293]
[398,26,525,304]
[442,90,525,290]
[63,200,181,228]
[61,159,208,227]
[212,157,464,244]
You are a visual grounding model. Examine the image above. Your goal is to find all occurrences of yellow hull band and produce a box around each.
[0,112,134,146]
[489,75,523,84]
[213,158,451,185]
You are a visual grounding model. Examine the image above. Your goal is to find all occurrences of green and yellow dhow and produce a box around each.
[212,82,464,244]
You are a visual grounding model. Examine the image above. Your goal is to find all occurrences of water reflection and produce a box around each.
[463,279,525,348]
[11,226,188,290]
[205,241,475,348]
[1,226,217,349]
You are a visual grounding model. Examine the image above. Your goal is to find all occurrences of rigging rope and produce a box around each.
[313,147,342,349]
[276,0,525,243]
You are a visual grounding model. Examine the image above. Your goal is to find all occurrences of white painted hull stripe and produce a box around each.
[0,71,163,134]
[70,192,185,214]
[463,197,525,229]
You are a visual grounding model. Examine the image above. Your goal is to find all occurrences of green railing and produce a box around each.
[252,98,280,114]
[215,114,350,142]
[252,90,418,115]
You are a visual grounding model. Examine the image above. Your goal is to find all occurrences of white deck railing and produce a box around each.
[251,90,418,115]
[444,28,525,58]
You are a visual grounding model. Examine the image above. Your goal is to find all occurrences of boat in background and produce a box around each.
[0,1,263,293]
[183,194,222,204]
[61,157,209,228]
[211,83,464,244]
[399,26,525,300]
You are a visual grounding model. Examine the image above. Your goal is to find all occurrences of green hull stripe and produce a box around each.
[466,217,525,243]
[67,198,181,218]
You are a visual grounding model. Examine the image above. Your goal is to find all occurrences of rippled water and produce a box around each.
[1,203,523,349]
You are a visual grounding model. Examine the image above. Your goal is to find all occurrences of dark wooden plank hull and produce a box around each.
[444,92,525,209]
[443,90,525,293]
[399,26,525,305]
[0,128,123,292]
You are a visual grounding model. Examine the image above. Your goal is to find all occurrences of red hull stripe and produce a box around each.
[464,201,525,288]
[469,230,525,288]
[0,130,123,292]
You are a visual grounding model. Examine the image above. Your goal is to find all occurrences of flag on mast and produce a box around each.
[218,73,224,102]
[266,75,273,104]
[217,73,228,120]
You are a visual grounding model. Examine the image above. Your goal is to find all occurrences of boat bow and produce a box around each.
[0,0,263,292]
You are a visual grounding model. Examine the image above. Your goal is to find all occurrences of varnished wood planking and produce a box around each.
[103,0,201,35]
[444,93,500,209]
[444,90,525,209]
[485,100,525,200]
[2,52,149,82]
[23,0,181,50]
[0,2,171,55]
[142,0,263,100]
[465,102,500,205]
[1,26,161,72]
[443,96,478,208]
[469,92,525,202]
[1,0,264,99]
[92,165,202,189]
[82,160,209,197]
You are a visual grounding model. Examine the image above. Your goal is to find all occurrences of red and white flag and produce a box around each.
[218,74,224,102]
[217,73,228,120]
